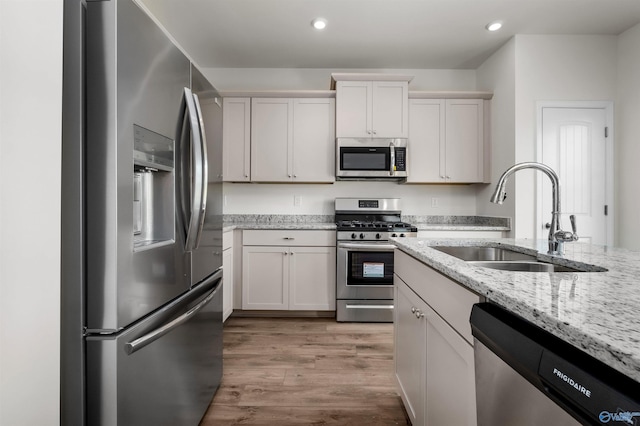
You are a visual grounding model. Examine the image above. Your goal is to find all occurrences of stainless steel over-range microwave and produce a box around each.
[336,138,408,180]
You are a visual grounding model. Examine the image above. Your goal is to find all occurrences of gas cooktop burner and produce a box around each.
[337,220,414,231]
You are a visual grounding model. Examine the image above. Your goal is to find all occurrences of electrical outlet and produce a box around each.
[431,197,439,208]
[294,195,302,207]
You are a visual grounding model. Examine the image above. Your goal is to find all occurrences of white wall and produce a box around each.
[203,67,476,91]
[223,181,479,215]
[475,38,517,235]
[616,23,640,250]
[0,1,63,425]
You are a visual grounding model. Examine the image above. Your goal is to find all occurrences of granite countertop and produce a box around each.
[391,237,640,384]
[222,215,511,232]
[223,215,336,232]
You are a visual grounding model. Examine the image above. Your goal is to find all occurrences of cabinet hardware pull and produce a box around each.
[411,307,417,313]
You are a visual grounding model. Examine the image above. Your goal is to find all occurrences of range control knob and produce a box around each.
[391,233,398,237]
[359,233,365,239]
[400,233,405,237]
[375,233,381,239]
[351,233,357,239]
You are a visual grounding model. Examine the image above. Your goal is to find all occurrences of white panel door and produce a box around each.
[292,98,335,182]
[445,99,483,182]
[335,81,371,137]
[222,97,251,182]
[288,246,336,310]
[394,277,426,426]
[242,246,288,310]
[372,81,409,138]
[425,304,477,426]
[251,98,292,181]
[540,107,608,245]
[407,99,444,183]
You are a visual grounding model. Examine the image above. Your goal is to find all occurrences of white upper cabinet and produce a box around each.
[292,98,335,182]
[408,98,487,183]
[335,79,409,138]
[222,97,251,182]
[250,97,335,183]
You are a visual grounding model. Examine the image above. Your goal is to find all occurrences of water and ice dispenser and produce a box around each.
[132,124,175,250]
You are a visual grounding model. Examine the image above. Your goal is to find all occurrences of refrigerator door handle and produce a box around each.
[180,87,207,252]
[192,92,208,245]
[124,270,222,355]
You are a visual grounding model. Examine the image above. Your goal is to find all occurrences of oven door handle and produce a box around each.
[338,242,397,251]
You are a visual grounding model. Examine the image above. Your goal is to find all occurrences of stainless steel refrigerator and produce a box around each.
[61,0,224,424]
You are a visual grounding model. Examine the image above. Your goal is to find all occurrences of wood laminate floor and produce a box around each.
[199,316,408,425]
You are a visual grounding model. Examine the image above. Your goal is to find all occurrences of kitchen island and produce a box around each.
[391,237,640,384]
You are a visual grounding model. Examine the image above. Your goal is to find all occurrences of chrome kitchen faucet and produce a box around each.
[490,162,578,255]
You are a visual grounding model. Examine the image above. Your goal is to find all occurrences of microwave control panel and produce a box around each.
[395,148,407,171]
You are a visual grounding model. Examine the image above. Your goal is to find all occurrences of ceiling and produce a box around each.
[140,0,640,70]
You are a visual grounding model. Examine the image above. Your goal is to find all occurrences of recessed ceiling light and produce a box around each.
[486,21,503,32]
[311,18,327,30]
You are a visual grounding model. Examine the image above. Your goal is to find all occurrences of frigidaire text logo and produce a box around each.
[553,368,592,398]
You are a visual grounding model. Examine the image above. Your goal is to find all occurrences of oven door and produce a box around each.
[337,242,395,299]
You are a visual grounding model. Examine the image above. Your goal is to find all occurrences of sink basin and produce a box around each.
[467,260,583,273]
[431,246,537,262]
[431,245,607,273]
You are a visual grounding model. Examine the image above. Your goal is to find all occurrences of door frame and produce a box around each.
[535,101,614,246]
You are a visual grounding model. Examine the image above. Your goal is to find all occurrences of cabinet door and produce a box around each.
[444,99,484,182]
[425,304,477,426]
[335,81,371,137]
[222,98,251,182]
[292,98,335,183]
[242,246,288,310]
[289,246,336,310]
[394,276,426,426]
[251,98,293,182]
[372,81,409,138]
[222,248,234,322]
[407,99,445,183]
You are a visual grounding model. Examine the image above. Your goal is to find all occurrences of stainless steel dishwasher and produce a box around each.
[470,303,640,426]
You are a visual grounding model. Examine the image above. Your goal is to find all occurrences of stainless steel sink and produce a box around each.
[431,245,606,273]
[431,246,537,262]
[467,260,582,273]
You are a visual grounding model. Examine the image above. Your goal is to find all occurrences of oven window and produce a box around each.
[348,251,394,285]
[341,148,389,171]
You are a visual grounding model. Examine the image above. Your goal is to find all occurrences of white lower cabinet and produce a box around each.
[394,278,427,425]
[242,230,336,311]
[394,250,479,426]
[222,230,234,321]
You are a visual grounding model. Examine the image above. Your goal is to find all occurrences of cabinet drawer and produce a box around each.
[395,250,480,344]
[243,230,335,247]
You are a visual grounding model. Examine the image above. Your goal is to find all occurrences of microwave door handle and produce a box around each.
[182,87,206,252]
[389,142,395,176]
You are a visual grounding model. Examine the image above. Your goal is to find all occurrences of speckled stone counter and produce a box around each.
[223,215,336,232]
[391,237,640,384]
[223,214,511,232]
[404,215,511,232]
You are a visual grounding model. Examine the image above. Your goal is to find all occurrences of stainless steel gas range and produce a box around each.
[335,198,417,322]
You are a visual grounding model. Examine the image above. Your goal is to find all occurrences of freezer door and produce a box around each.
[86,269,223,426]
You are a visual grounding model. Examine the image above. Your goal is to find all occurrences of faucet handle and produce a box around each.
[555,215,579,242]
[569,214,579,241]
